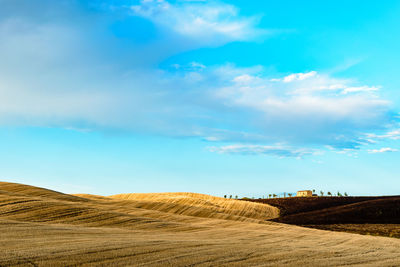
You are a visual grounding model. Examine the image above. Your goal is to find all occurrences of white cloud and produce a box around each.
[341,85,380,94]
[212,68,389,148]
[130,0,266,46]
[190,61,206,69]
[233,74,256,84]
[365,129,400,140]
[283,71,317,82]
[387,130,400,139]
[368,147,398,153]
[208,144,317,158]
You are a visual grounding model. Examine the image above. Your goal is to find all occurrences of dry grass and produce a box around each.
[1,181,400,266]
[109,192,280,221]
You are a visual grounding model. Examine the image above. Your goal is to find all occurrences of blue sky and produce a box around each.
[1,0,400,197]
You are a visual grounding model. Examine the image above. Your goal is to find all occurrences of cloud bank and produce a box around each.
[130,0,266,46]
[0,0,397,157]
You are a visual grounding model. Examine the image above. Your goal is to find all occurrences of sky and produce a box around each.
[1,0,400,197]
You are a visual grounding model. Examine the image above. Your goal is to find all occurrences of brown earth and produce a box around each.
[1,181,400,266]
[306,224,400,238]
[246,196,400,238]
[249,196,397,216]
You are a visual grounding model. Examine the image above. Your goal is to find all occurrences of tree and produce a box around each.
[273,194,277,198]
[235,195,238,199]
[344,192,348,197]
[288,193,293,197]
[337,191,342,197]
[224,195,227,199]
[312,189,316,194]
[269,194,272,198]
[229,195,232,199]
[320,191,324,196]
[327,191,332,197]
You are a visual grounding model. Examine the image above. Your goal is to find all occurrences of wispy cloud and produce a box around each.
[341,85,380,95]
[366,129,400,140]
[130,0,266,46]
[282,71,317,82]
[368,147,398,153]
[208,144,317,158]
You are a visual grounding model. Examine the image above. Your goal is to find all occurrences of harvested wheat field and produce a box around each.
[1,181,400,266]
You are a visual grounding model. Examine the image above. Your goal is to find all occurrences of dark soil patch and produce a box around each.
[246,196,396,216]
[244,196,400,238]
[304,224,400,238]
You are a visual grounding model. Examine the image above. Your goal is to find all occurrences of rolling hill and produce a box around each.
[109,192,280,221]
[1,181,400,266]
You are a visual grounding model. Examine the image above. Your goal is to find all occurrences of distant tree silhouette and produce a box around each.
[224,195,227,199]
[235,195,238,199]
[229,195,232,199]
[288,193,293,197]
[320,191,324,196]
[312,189,316,194]
[337,191,342,197]
[273,194,277,198]
[269,194,272,198]
[327,191,332,197]
[344,192,348,196]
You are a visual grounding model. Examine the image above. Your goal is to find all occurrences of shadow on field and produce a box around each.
[245,196,400,238]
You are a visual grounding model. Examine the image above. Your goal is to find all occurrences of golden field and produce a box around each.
[1,181,399,266]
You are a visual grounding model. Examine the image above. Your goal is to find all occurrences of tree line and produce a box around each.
[223,189,350,199]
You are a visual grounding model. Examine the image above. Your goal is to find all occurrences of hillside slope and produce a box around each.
[110,192,280,221]
[0,181,88,203]
[0,182,279,228]
[0,183,192,231]
[247,196,400,238]
[249,196,393,216]
[273,197,400,224]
